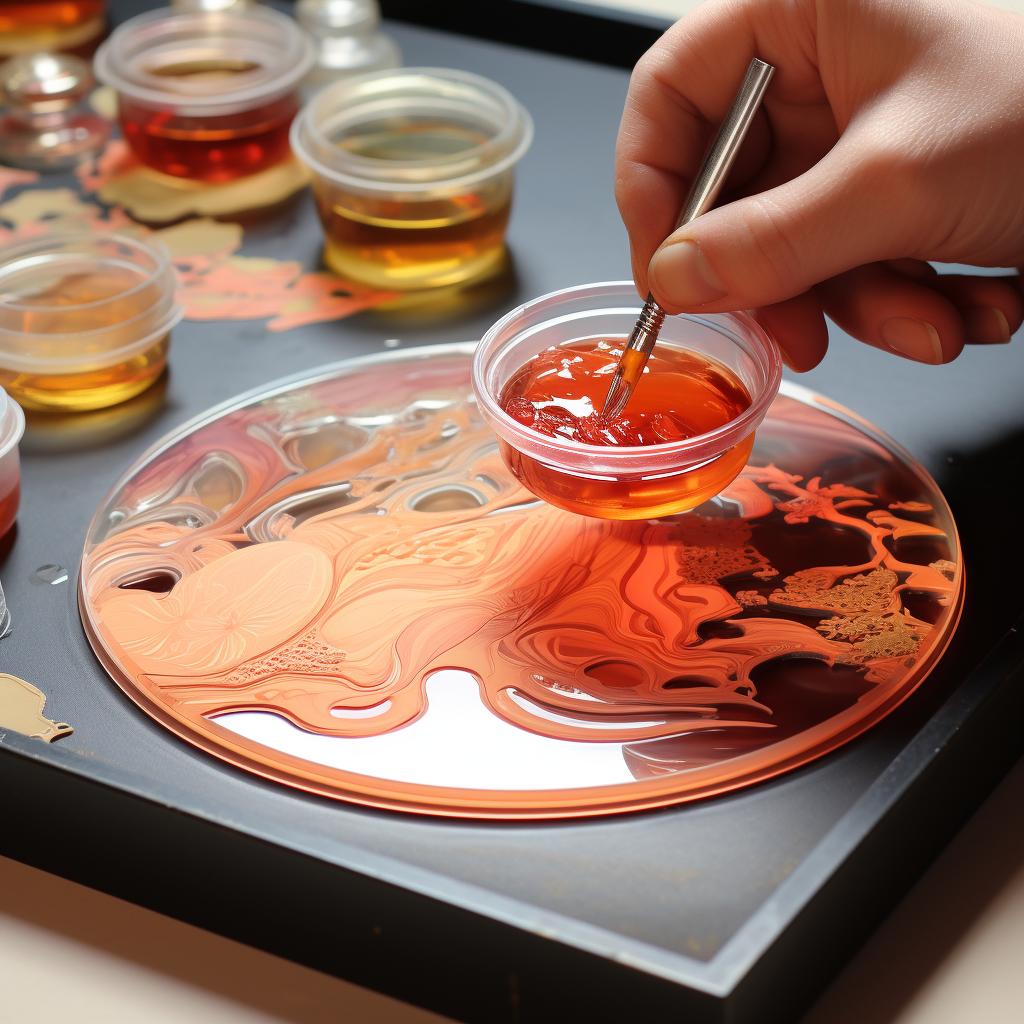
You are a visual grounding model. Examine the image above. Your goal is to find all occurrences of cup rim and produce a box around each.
[94,5,313,114]
[472,281,782,472]
[0,231,174,315]
[291,67,534,194]
[0,387,26,462]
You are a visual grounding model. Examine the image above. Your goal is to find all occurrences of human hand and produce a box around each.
[615,0,1024,369]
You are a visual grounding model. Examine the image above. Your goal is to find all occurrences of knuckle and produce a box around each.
[853,142,932,216]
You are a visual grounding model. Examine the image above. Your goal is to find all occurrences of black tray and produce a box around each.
[2,3,1023,1022]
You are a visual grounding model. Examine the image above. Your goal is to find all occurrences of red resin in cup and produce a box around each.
[95,5,312,182]
[473,282,781,520]
[0,1,105,56]
[0,387,25,538]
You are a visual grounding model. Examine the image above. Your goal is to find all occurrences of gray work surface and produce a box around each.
[1,1,1022,1015]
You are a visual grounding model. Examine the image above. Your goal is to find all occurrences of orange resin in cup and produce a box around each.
[0,2,102,32]
[0,1,104,56]
[474,282,781,520]
[498,339,754,518]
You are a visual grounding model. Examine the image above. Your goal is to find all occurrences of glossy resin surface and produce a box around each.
[80,345,963,818]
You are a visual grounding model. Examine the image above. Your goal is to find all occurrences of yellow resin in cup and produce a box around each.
[291,68,533,291]
[0,233,182,411]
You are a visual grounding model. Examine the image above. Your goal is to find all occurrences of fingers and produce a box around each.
[883,259,937,282]
[646,130,931,315]
[927,273,1023,344]
[815,264,966,365]
[615,0,825,294]
[752,291,829,372]
[814,265,1023,364]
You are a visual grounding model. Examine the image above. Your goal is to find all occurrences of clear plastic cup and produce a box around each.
[95,5,313,181]
[0,385,25,538]
[0,232,183,411]
[291,67,533,290]
[473,282,782,520]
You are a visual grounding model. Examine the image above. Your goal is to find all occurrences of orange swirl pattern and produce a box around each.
[80,349,963,818]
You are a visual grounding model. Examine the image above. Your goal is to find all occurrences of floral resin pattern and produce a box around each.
[79,346,963,818]
[0,156,395,331]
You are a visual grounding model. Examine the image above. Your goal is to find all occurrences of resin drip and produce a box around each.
[498,338,753,518]
[0,264,168,411]
[120,77,297,182]
[314,120,512,289]
[79,349,962,817]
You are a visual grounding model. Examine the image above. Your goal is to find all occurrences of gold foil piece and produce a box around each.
[77,140,311,223]
[0,186,132,235]
[153,217,243,260]
[0,673,73,742]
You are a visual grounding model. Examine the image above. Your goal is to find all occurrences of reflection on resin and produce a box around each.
[80,348,962,818]
[499,339,750,447]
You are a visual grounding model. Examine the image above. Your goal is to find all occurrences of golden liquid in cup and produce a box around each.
[0,266,170,412]
[313,120,513,290]
[0,338,169,411]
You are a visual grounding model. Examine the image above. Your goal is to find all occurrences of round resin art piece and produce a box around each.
[80,345,963,818]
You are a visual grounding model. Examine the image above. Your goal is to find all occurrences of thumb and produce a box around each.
[648,145,920,312]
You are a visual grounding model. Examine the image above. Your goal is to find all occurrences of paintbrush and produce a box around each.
[602,57,775,419]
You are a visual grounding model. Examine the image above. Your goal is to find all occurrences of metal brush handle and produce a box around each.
[602,57,775,419]
[675,57,775,228]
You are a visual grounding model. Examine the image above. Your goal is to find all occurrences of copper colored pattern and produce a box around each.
[0,179,396,331]
[80,348,963,818]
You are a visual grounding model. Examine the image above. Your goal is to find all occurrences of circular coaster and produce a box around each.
[80,345,963,818]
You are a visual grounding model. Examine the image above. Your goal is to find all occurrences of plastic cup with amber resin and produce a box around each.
[473,282,782,520]
[0,233,183,412]
[95,5,312,182]
[0,1,105,57]
[291,68,533,291]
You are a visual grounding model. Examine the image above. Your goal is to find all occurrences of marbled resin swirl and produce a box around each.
[80,345,962,818]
